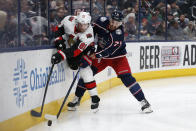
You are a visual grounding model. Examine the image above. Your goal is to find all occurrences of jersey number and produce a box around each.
[79,43,87,50]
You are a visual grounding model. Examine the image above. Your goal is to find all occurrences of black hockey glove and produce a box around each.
[84,43,96,55]
[64,48,74,58]
[51,50,65,64]
[54,38,66,50]
[63,39,81,58]
[66,57,79,70]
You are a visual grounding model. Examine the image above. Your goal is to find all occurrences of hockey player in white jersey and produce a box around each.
[51,12,100,112]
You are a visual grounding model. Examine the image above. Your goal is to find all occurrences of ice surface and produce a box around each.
[26,76,196,131]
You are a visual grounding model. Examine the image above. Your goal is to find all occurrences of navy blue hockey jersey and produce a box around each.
[93,16,127,58]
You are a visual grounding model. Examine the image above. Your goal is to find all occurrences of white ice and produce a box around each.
[26,76,196,131]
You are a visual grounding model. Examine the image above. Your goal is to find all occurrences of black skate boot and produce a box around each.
[67,96,81,111]
[140,99,153,113]
[91,95,100,113]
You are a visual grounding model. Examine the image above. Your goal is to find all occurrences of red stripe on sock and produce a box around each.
[85,82,96,89]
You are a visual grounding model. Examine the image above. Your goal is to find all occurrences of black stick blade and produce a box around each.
[31,110,42,117]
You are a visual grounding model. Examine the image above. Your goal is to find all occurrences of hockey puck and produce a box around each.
[48,120,52,126]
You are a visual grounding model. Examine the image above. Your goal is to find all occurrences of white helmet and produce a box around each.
[76,12,91,24]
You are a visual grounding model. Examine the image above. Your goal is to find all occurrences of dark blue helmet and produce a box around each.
[111,10,124,22]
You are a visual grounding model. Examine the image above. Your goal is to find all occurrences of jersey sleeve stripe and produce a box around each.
[73,49,82,57]
[83,55,92,65]
[93,23,107,31]
[54,36,63,42]
[111,41,122,55]
[58,50,66,60]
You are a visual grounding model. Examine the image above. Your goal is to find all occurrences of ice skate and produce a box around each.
[91,102,99,113]
[140,99,153,113]
[67,96,81,111]
[91,95,100,113]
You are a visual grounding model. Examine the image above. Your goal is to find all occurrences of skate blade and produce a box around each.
[67,106,77,111]
[91,108,99,113]
[142,107,153,114]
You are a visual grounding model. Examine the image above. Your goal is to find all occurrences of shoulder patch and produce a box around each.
[116,29,122,35]
[86,33,92,38]
[100,17,107,22]
[69,16,74,22]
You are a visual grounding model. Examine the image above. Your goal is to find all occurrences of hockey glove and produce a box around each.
[54,37,66,50]
[83,42,95,56]
[66,57,79,70]
[63,40,81,58]
[51,50,66,64]
[64,48,74,58]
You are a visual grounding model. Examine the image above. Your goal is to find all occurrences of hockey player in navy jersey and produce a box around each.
[67,10,153,113]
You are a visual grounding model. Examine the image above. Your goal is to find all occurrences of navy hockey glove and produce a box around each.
[51,50,66,64]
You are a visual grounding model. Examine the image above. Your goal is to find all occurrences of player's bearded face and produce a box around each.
[109,19,122,30]
[77,23,89,32]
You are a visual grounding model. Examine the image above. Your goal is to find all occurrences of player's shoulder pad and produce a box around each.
[96,16,110,26]
[61,15,70,22]
[79,26,94,43]
[99,16,108,22]
[60,15,77,31]
[61,15,76,24]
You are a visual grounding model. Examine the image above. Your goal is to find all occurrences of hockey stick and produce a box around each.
[45,68,80,121]
[31,64,55,117]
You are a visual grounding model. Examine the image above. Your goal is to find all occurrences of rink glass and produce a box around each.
[0,0,195,52]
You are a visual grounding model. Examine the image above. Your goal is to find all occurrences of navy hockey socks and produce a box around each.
[129,83,145,101]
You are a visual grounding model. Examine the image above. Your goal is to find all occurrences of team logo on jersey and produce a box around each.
[86,33,92,38]
[68,34,75,46]
[100,17,107,22]
[116,29,122,35]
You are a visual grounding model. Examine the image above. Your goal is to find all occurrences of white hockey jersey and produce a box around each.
[58,15,94,56]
